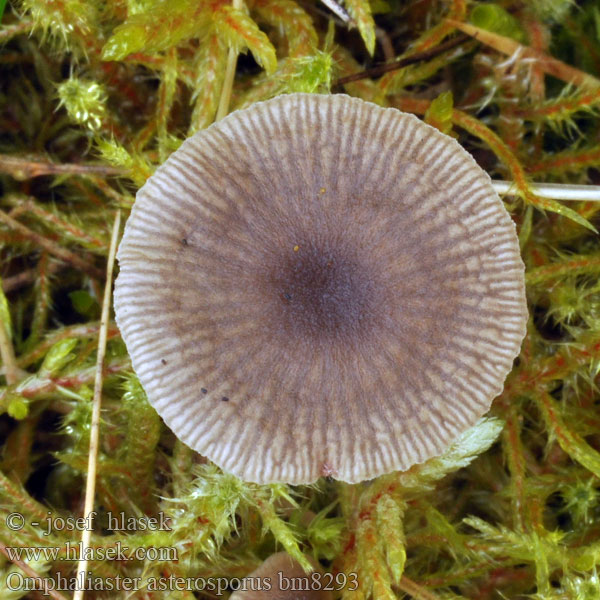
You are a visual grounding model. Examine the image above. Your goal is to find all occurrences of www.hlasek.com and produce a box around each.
[6,570,359,595]
[3,541,177,563]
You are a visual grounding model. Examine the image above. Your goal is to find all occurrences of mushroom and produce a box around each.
[114,93,527,484]
[229,552,332,600]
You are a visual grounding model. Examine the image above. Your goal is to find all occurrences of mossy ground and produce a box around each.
[1,0,600,599]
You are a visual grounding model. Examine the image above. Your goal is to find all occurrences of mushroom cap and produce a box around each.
[114,93,527,484]
[229,552,332,600]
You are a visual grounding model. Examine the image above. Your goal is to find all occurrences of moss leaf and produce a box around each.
[344,0,376,55]
[101,0,210,60]
[215,6,278,75]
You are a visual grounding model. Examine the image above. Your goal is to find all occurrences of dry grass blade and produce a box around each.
[0,155,126,179]
[73,210,121,600]
[0,313,19,385]
[447,19,600,90]
[492,180,600,201]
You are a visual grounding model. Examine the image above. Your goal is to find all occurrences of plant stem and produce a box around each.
[0,312,19,385]
[492,180,600,201]
[0,155,125,179]
[0,207,104,279]
[216,0,244,121]
[73,210,121,600]
[394,576,442,600]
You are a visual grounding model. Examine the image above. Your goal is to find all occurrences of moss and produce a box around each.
[1,0,600,598]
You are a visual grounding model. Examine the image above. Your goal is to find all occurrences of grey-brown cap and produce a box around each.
[114,93,527,484]
[229,552,332,600]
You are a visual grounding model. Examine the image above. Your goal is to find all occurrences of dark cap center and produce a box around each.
[269,241,377,340]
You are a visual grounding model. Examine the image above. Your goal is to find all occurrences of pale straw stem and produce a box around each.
[492,180,600,201]
[73,210,121,600]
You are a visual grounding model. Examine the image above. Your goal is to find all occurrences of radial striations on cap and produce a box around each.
[114,93,528,485]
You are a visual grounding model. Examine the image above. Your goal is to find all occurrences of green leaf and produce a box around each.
[102,0,211,60]
[398,417,505,490]
[102,22,148,60]
[345,0,376,55]
[69,290,100,318]
[537,394,600,480]
[285,51,333,93]
[376,495,406,583]
[215,6,277,75]
[257,498,311,571]
[57,78,107,131]
[253,0,317,57]
[0,276,12,340]
[305,502,344,560]
[370,0,390,15]
[7,395,28,420]
[424,90,454,135]
[40,339,78,376]
[537,196,598,233]
[470,4,526,43]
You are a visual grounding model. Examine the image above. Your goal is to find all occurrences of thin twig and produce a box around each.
[0,309,19,385]
[7,196,108,251]
[0,540,69,600]
[0,19,33,42]
[17,322,120,368]
[448,19,600,90]
[216,0,244,121]
[334,34,469,87]
[0,155,126,180]
[1,261,63,294]
[73,210,121,600]
[319,0,351,23]
[394,576,442,600]
[0,357,129,408]
[492,180,600,201]
[0,208,104,279]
